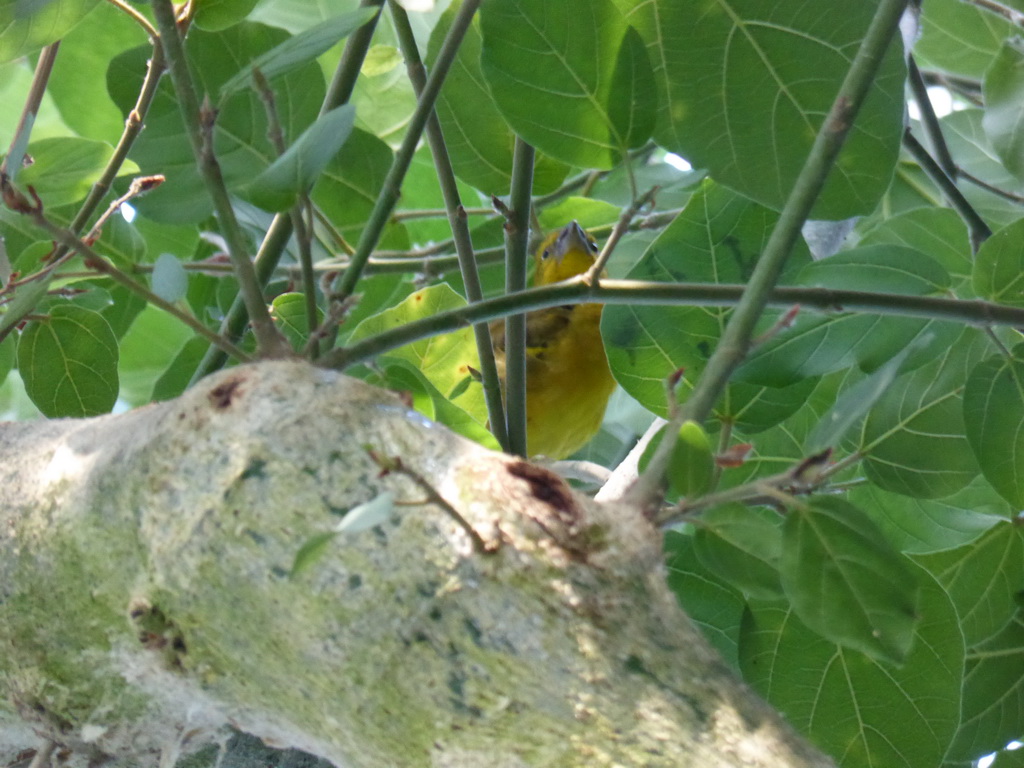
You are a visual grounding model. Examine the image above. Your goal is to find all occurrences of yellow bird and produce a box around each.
[490,221,616,459]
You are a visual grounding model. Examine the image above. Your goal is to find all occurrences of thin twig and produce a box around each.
[958,167,1024,205]
[962,0,1024,25]
[331,0,483,302]
[388,0,509,451]
[903,129,992,250]
[502,138,536,457]
[663,0,912,445]
[151,0,287,358]
[318,276,1024,371]
[189,0,386,383]
[1,43,59,178]
[907,55,957,179]
[367,450,496,554]
[585,186,658,283]
[31,214,251,363]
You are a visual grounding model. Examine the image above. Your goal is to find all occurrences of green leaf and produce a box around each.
[806,342,921,453]
[17,304,118,417]
[312,128,397,244]
[352,44,416,146]
[914,522,1024,647]
[665,531,744,668]
[0,0,100,63]
[741,566,962,767]
[946,614,1024,764]
[856,207,973,290]
[108,24,324,224]
[639,421,715,499]
[289,531,339,578]
[738,246,959,387]
[860,330,987,499]
[964,353,1024,506]
[781,497,920,664]
[645,0,904,219]
[15,137,138,208]
[974,217,1024,308]
[194,0,260,31]
[219,8,377,97]
[247,104,355,211]
[117,305,193,407]
[479,0,656,170]
[350,284,488,436]
[984,38,1024,182]
[151,253,188,304]
[694,504,784,600]
[916,0,1018,78]
[942,109,1024,230]
[603,181,811,415]
[271,292,321,351]
[848,478,1009,555]
[427,1,569,195]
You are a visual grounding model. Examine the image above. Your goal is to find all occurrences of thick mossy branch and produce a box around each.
[0,362,832,768]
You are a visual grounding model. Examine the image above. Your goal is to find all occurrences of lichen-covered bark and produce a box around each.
[0,361,834,768]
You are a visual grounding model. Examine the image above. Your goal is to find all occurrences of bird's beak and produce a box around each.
[552,220,593,260]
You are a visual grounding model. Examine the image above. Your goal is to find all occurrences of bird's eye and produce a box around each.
[588,240,598,252]
[541,249,550,259]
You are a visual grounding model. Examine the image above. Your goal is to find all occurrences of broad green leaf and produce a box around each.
[427,1,569,195]
[639,421,715,499]
[0,0,99,63]
[781,497,920,664]
[974,217,1024,308]
[694,505,783,600]
[645,0,904,219]
[108,24,324,224]
[806,342,920,453]
[249,0,362,33]
[860,329,987,499]
[352,45,416,146]
[194,0,260,31]
[848,478,1008,555]
[151,253,188,303]
[603,181,811,415]
[350,284,488,431]
[741,567,962,768]
[916,0,1019,78]
[17,304,118,417]
[312,128,397,244]
[0,336,15,387]
[964,353,1024,506]
[151,337,208,402]
[942,109,1024,230]
[44,2,139,142]
[117,305,192,407]
[479,0,656,170]
[665,531,745,668]
[219,8,377,96]
[724,377,820,435]
[914,522,1024,647]
[271,292,321,351]
[984,38,1024,182]
[247,104,355,211]
[946,615,1024,764]
[856,207,972,290]
[16,137,138,208]
[738,246,959,387]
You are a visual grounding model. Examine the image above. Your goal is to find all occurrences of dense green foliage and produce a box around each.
[1,0,1023,766]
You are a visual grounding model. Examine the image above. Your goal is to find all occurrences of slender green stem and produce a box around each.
[1,42,59,178]
[503,138,536,457]
[331,0,483,302]
[907,55,957,179]
[388,0,509,452]
[903,129,992,250]
[680,0,910,427]
[190,0,385,383]
[150,0,287,358]
[318,277,1024,372]
[32,216,251,363]
[586,187,658,282]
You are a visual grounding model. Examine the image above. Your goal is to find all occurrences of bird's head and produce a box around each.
[533,221,599,285]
